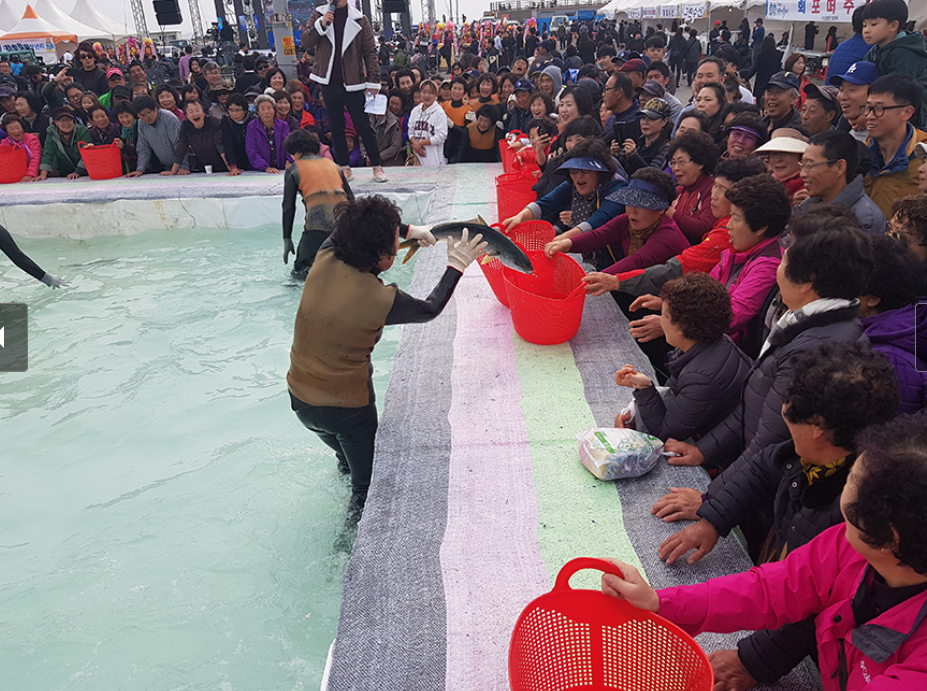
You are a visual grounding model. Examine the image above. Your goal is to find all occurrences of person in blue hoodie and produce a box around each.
[824,6,870,82]
[859,235,927,414]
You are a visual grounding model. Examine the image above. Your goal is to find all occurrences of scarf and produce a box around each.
[627,214,665,255]
[120,120,137,145]
[801,456,849,485]
[759,298,857,357]
[570,184,601,228]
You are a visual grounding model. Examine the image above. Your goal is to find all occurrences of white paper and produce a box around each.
[364,94,388,115]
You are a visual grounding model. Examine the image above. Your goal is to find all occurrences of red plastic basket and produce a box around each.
[0,144,28,184]
[503,250,587,345]
[495,169,540,224]
[500,130,525,173]
[509,558,714,691]
[478,221,556,307]
[79,141,123,180]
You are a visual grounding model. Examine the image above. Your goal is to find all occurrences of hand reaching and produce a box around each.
[629,293,663,312]
[658,518,719,565]
[544,237,572,258]
[581,272,619,296]
[652,487,703,522]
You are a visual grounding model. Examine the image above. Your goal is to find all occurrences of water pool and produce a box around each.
[0,226,415,690]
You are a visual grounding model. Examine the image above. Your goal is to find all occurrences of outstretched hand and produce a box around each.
[446,228,488,273]
[629,293,663,313]
[652,487,703,522]
[658,518,720,565]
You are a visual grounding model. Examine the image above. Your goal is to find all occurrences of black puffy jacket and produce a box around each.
[634,335,751,442]
[698,440,852,685]
[695,304,866,470]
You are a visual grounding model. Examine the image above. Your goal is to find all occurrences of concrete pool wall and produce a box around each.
[0,168,438,239]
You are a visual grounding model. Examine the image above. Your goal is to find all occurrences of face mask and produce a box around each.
[248,103,256,114]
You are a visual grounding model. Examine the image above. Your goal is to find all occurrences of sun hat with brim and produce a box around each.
[557,156,611,174]
[606,178,672,210]
[914,142,927,161]
[755,136,809,156]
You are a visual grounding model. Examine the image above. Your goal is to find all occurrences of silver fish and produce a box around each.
[400,215,534,274]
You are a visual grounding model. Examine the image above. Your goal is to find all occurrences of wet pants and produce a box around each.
[293,229,330,276]
[291,392,378,498]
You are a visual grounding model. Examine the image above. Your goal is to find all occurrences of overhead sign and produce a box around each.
[766,0,864,23]
[680,2,708,20]
[627,7,641,18]
[660,5,679,18]
[281,35,295,56]
[641,6,658,18]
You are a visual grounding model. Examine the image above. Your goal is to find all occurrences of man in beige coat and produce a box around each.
[303,0,388,182]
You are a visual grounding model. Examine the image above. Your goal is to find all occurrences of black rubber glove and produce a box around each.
[283,238,295,264]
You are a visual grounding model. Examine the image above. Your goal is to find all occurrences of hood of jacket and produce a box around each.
[862,303,927,356]
[541,65,563,93]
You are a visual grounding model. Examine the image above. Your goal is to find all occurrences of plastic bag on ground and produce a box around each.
[577,427,665,481]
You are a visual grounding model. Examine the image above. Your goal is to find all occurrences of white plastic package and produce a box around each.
[577,427,665,481]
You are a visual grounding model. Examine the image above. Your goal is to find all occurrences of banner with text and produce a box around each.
[766,0,864,23]
[660,4,679,18]
[641,6,658,18]
[680,2,708,20]
[628,7,641,19]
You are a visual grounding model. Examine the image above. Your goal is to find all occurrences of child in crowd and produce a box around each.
[37,107,90,180]
[408,81,447,166]
[614,272,751,442]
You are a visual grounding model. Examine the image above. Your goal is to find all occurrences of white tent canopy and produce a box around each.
[0,0,19,32]
[33,0,118,41]
[69,0,132,41]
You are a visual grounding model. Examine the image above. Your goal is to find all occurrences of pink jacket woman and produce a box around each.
[658,525,927,691]
[1,131,42,178]
[709,235,782,344]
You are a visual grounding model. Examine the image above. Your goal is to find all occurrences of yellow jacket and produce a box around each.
[864,125,927,219]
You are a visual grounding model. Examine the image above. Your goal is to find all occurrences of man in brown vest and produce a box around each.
[287,195,487,521]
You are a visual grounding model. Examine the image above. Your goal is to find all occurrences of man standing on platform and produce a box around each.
[302,0,388,183]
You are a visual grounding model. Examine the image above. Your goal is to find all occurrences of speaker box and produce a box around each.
[382,0,407,14]
[153,0,183,25]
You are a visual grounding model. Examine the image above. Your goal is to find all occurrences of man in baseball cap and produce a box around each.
[619,58,648,90]
[762,71,804,134]
[828,61,880,142]
[508,78,535,134]
[0,86,16,115]
[99,67,126,109]
[801,83,841,135]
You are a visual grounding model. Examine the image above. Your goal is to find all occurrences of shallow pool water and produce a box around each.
[0,226,415,690]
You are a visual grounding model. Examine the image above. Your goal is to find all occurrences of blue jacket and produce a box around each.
[527,174,627,233]
[824,33,870,83]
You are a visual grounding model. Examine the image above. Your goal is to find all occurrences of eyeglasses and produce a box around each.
[669,158,692,167]
[799,158,837,170]
[863,103,911,117]
[888,226,927,248]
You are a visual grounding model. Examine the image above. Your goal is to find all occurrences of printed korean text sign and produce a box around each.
[680,2,708,20]
[766,0,864,23]
[660,4,678,18]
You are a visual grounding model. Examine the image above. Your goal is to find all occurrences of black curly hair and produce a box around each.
[863,235,922,312]
[632,167,677,205]
[892,194,927,245]
[331,195,402,269]
[561,113,603,140]
[847,414,927,575]
[783,342,898,451]
[661,273,732,343]
[725,173,792,238]
[784,224,873,299]
[666,130,719,176]
[788,203,863,239]
[285,128,321,156]
[714,155,768,185]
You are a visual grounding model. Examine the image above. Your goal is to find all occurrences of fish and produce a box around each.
[399,216,534,274]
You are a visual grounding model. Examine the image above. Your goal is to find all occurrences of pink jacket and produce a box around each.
[658,525,927,690]
[1,132,43,177]
[709,235,782,344]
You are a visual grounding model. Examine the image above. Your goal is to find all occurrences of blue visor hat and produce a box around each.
[557,156,610,173]
[606,178,671,210]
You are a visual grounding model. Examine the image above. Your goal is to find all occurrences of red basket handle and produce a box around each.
[553,557,625,592]
[79,141,117,150]
[566,283,587,300]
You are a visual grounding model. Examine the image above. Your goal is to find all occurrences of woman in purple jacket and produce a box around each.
[245,94,292,173]
[544,168,689,277]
